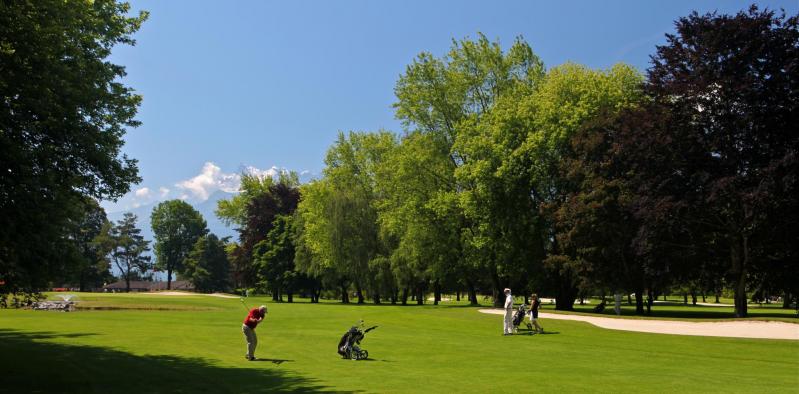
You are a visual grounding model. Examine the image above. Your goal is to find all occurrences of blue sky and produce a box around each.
[105,0,798,212]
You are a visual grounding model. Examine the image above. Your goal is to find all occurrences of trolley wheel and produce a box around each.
[359,350,368,360]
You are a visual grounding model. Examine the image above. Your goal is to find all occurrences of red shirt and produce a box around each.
[243,308,264,329]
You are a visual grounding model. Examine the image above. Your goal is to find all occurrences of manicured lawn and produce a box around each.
[0,293,797,393]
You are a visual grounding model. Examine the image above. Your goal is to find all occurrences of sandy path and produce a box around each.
[139,291,239,299]
[478,309,798,340]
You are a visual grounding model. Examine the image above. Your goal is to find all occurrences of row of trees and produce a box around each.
[1,1,147,296]
[222,7,797,318]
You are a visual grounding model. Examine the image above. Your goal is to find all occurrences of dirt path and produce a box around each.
[478,309,798,340]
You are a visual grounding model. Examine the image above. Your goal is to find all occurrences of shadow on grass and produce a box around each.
[251,358,293,365]
[515,330,560,336]
[0,329,353,393]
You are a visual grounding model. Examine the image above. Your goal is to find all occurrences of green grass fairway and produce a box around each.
[1,294,797,393]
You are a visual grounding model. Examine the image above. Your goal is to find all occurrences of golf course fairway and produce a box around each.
[0,293,796,393]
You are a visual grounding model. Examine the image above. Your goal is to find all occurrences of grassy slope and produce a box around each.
[0,294,797,393]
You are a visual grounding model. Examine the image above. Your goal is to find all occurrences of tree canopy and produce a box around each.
[0,0,147,292]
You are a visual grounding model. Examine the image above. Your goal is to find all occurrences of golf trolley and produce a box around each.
[337,321,377,360]
[512,304,533,332]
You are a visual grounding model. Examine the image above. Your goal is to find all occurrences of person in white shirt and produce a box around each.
[503,288,513,335]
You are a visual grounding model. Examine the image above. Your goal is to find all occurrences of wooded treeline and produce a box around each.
[223,7,798,318]
[1,3,796,318]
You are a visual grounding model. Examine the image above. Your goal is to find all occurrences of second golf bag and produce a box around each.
[513,304,533,332]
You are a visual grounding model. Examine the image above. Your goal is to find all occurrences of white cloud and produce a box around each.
[173,162,300,201]
[175,162,240,201]
[134,187,151,198]
[103,163,304,214]
[243,165,283,180]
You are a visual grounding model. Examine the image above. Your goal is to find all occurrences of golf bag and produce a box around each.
[513,304,533,331]
[337,322,377,360]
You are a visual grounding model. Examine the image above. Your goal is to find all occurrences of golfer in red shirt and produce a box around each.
[242,305,267,361]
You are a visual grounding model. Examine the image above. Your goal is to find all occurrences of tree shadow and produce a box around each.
[0,329,353,393]
[516,330,560,336]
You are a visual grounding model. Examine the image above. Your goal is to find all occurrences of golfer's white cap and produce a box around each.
[504,288,511,293]
[259,305,267,312]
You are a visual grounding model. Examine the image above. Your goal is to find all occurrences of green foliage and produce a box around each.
[612,7,799,317]
[0,0,147,292]
[215,174,276,227]
[150,200,208,288]
[253,215,296,300]
[64,198,115,291]
[95,213,151,292]
[184,233,230,293]
[296,132,395,303]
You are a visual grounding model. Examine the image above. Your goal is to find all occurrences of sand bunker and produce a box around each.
[478,309,798,340]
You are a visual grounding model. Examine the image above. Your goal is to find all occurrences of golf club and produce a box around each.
[239,297,251,312]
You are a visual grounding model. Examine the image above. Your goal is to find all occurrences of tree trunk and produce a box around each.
[467,281,478,306]
[469,285,479,306]
[125,275,131,293]
[167,269,172,290]
[373,292,380,305]
[634,289,644,315]
[401,287,408,305]
[391,289,397,305]
[433,282,441,306]
[783,293,793,309]
[416,286,424,305]
[627,294,632,305]
[554,274,576,311]
[355,283,364,304]
[715,290,720,303]
[701,293,706,303]
[683,294,688,305]
[79,271,86,292]
[646,290,653,315]
[691,291,697,306]
[731,237,748,318]
[490,269,502,308]
[456,291,460,302]
[287,291,293,303]
[340,282,349,304]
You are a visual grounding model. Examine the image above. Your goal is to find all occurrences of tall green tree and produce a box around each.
[452,61,643,309]
[392,34,545,306]
[613,7,798,317]
[216,172,299,289]
[97,213,151,292]
[253,215,296,302]
[184,233,230,293]
[295,131,395,304]
[65,198,114,291]
[0,0,147,292]
[151,200,208,289]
